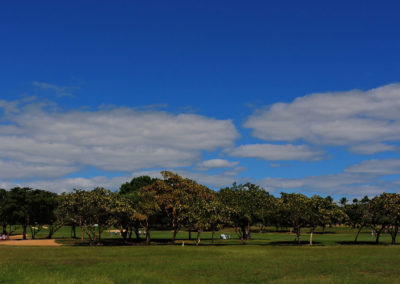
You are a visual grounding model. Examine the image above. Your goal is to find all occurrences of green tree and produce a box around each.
[133,188,161,245]
[143,171,211,243]
[83,187,115,245]
[184,185,217,245]
[0,189,9,234]
[7,187,33,240]
[343,197,369,242]
[3,187,58,239]
[381,193,400,244]
[0,189,19,237]
[279,192,310,244]
[28,189,59,239]
[339,197,348,207]
[119,176,156,240]
[57,189,90,241]
[58,188,114,245]
[120,176,156,195]
[108,193,137,243]
[365,195,387,244]
[218,183,270,244]
[206,199,230,243]
[308,195,346,246]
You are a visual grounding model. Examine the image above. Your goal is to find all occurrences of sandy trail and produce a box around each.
[8,234,23,240]
[0,235,60,246]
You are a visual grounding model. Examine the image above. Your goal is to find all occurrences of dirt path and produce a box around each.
[0,238,60,246]
[8,234,23,240]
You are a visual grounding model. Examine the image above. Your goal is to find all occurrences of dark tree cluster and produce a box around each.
[341,193,400,244]
[0,187,59,240]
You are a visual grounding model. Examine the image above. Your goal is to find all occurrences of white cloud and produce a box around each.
[230,144,324,161]
[222,166,246,176]
[198,159,239,170]
[2,175,130,194]
[0,99,239,180]
[348,143,397,154]
[345,158,400,175]
[245,84,400,154]
[33,81,78,98]
[3,156,399,197]
[128,169,243,188]
[0,169,242,193]
[269,163,281,168]
[258,158,400,197]
[0,159,77,180]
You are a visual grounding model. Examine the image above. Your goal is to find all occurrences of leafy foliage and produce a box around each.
[1,173,400,247]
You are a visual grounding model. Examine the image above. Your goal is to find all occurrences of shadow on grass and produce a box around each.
[336,241,393,246]
[56,238,147,246]
[57,237,196,246]
[265,240,323,246]
[56,237,398,247]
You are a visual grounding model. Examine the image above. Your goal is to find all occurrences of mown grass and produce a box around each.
[1,227,399,283]
[1,245,400,283]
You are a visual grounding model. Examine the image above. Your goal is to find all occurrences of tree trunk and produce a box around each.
[241,226,247,244]
[97,227,102,245]
[47,228,54,239]
[6,225,14,239]
[211,231,215,244]
[294,227,301,244]
[259,224,264,233]
[47,223,62,239]
[71,223,77,239]
[375,231,380,244]
[354,226,363,243]
[391,225,398,244]
[121,229,127,243]
[134,227,140,241]
[2,224,6,234]
[128,224,133,241]
[81,226,85,241]
[146,227,151,245]
[172,227,178,244]
[196,230,201,246]
[22,225,27,240]
[188,229,192,240]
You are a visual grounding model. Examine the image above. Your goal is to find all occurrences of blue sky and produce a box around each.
[1,1,400,198]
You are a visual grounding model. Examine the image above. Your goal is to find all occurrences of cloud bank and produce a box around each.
[230,144,324,161]
[0,99,238,180]
[2,83,400,197]
[245,84,400,154]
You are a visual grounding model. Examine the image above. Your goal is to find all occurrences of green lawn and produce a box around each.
[1,227,399,283]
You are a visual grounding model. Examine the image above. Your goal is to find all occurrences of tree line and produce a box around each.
[1,171,399,245]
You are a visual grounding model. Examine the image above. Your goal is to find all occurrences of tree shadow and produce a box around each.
[311,231,336,235]
[265,240,323,246]
[336,241,391,246]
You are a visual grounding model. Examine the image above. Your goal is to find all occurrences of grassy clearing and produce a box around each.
[1,227,399,283]
[1,245,400,283]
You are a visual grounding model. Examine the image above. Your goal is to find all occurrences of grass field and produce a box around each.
[1,227,400,283]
